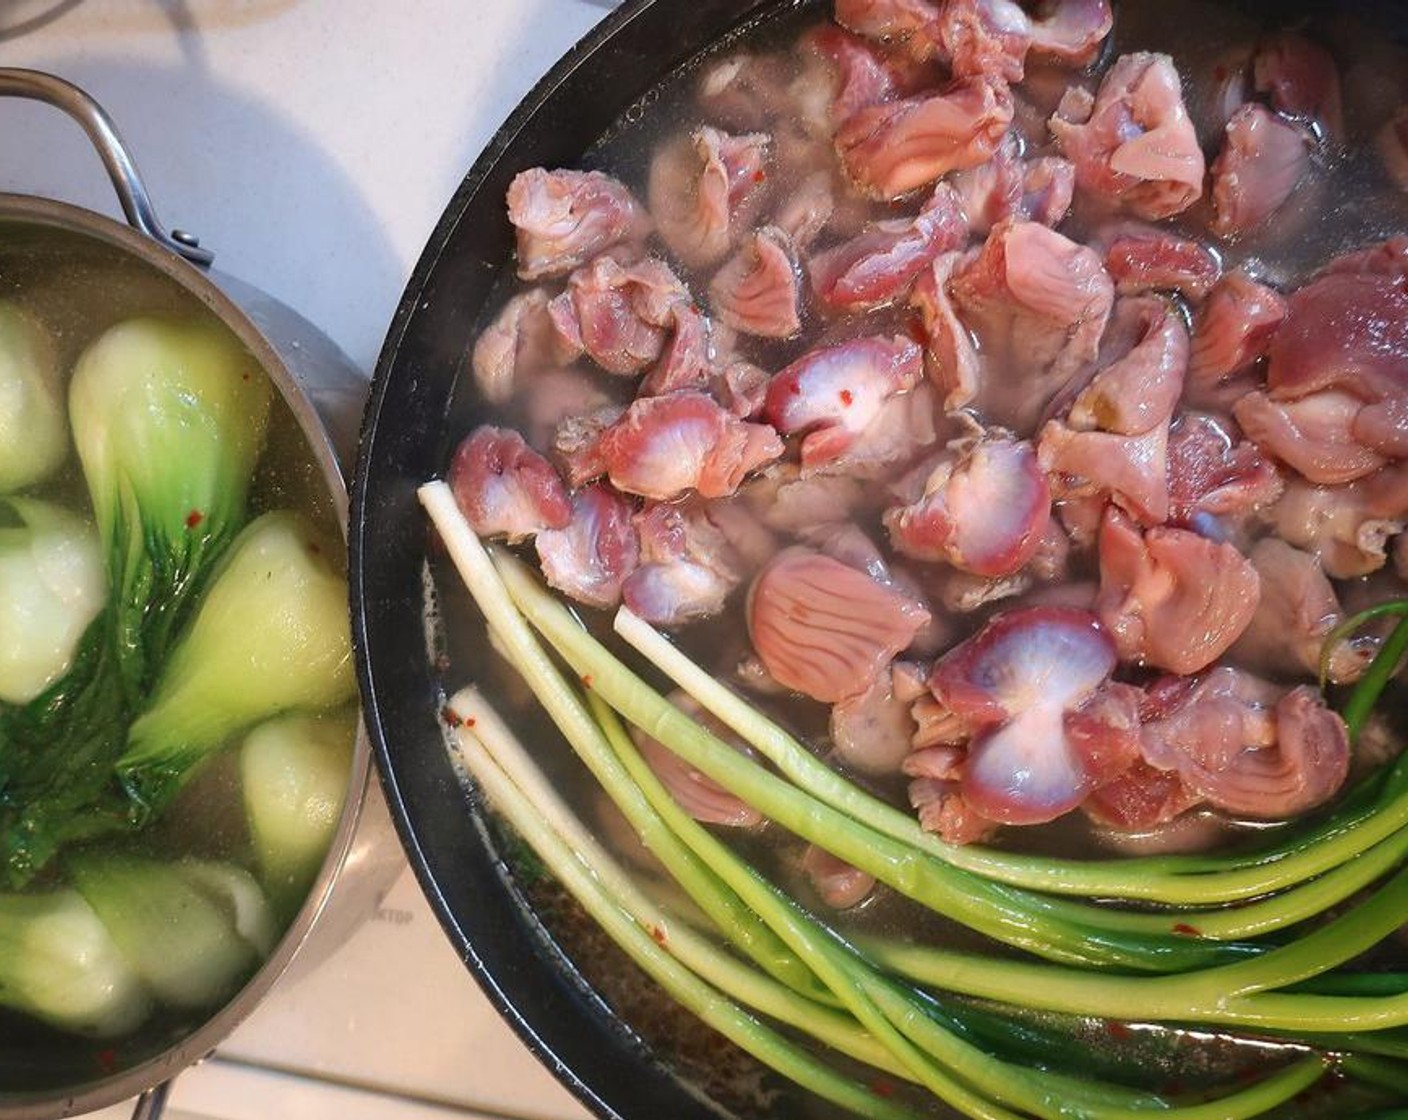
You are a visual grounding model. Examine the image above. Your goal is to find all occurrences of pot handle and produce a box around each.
[0,68,214,267]
[130,1081,171,1120]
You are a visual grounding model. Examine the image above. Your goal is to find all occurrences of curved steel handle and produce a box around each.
[130,1081,171,1120]
[0,68,214,266]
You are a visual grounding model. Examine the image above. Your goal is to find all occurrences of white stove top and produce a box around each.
[0,2,612,1117]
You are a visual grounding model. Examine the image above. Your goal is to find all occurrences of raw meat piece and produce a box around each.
[507,168,646,280]
[631,692,763,827]
[1187,271,1287,386]
[763,334,923,470]
[949,218,1114,432]
[884,434,1051,577]
[1027,0,1113,67]
[623,500,744,625]
[836,76,1014,200]
[1253,32,1343,139]
[598,392,783,501]
[649,126,770,267]
[447,425,572,542]
[748,548,931,703]
[1094,507,1261,675]
[1050,52,1205,220]
[1104,228,1221,301]
[1141,668,1350,819]
[709,226,802,339]
[471,288,581,403]
[1209,104,1312,239]
[535,484,639,610]
[809,182,966,312]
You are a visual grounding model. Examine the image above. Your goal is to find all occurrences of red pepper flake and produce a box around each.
[96,1048,118,1074]
[1105,1021,1131,1041]
[650,924,668,946]
[1172,922,1202,937]
[869,1079,896,1099]
[838,388,854,407]
[581,673,594,689]
[441,706,463,728]
[184,509,205,530]
[752,169,767,183]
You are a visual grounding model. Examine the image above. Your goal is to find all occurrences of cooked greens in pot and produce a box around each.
[0,243,357,1071]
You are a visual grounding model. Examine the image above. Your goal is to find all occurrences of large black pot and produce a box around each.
[351,3,784,1117]
[349,2,1408,1119]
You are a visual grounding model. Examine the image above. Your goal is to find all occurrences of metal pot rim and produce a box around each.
[0,191,374,1120]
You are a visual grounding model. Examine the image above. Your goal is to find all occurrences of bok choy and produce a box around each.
[117,510,357,818]
[0,300,66,494]
[68,315,271,698]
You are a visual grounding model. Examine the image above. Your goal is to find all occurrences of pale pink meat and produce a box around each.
[884,435,1051,577]
[447,425,572,543]
[1209,104,1312,240]
[748,548,931,703]
[1233,389,1389,486]
[830,665,920,775]
[773,170,837,250]
[809,182,966,312]
[471,288,582,404]
[801,846,876,909]
[1066,295,1188,437]
[1233,537,1374,685]
[534,484,640,610]
[1050,52,1205,220]
[1253,32,1344,139]
[911,250,981,410]
[506,168,646,281]
[762,335,923,470]
[836,76,1014,200]
[709,226,802,339]
[1166,413,1284,528]
[598,392,783,501]
[949,219,1115,432]
[938,0,1032,83]
[622,500,743,626]
[800,24,910,129]
[928,606,1120,825]
[833,0,943,59]
[551,403,623,490]
[1094,507,1261,675]
[1187,271,1287,387]
[1268,464,1408,579]
[1141,668,1350,819]
[638,304,713,397]
[949,135,1075,234]
[1084,760,1201,831]
[632,692,763,827]
[649,126,770,267]
[908,779,999,844]
[550,255,690,375]
[1039,419,1170,525]
[1027,0,1113,67]
[1104,229,1222,301]
[1265,270,1408,408]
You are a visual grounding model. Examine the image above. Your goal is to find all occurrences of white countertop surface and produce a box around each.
[0,2,613,1117]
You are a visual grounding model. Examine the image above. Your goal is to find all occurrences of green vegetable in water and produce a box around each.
[0,888,150,1037]
[118,510,357,818]
[68,315,271,698]
[0,498,105,705]
[240,708,357,912]
[0,301,66,494]
[68,854,272,1011]
[418,479,1408,1120]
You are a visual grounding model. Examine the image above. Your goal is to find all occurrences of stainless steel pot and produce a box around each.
[0,68,398,1120]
